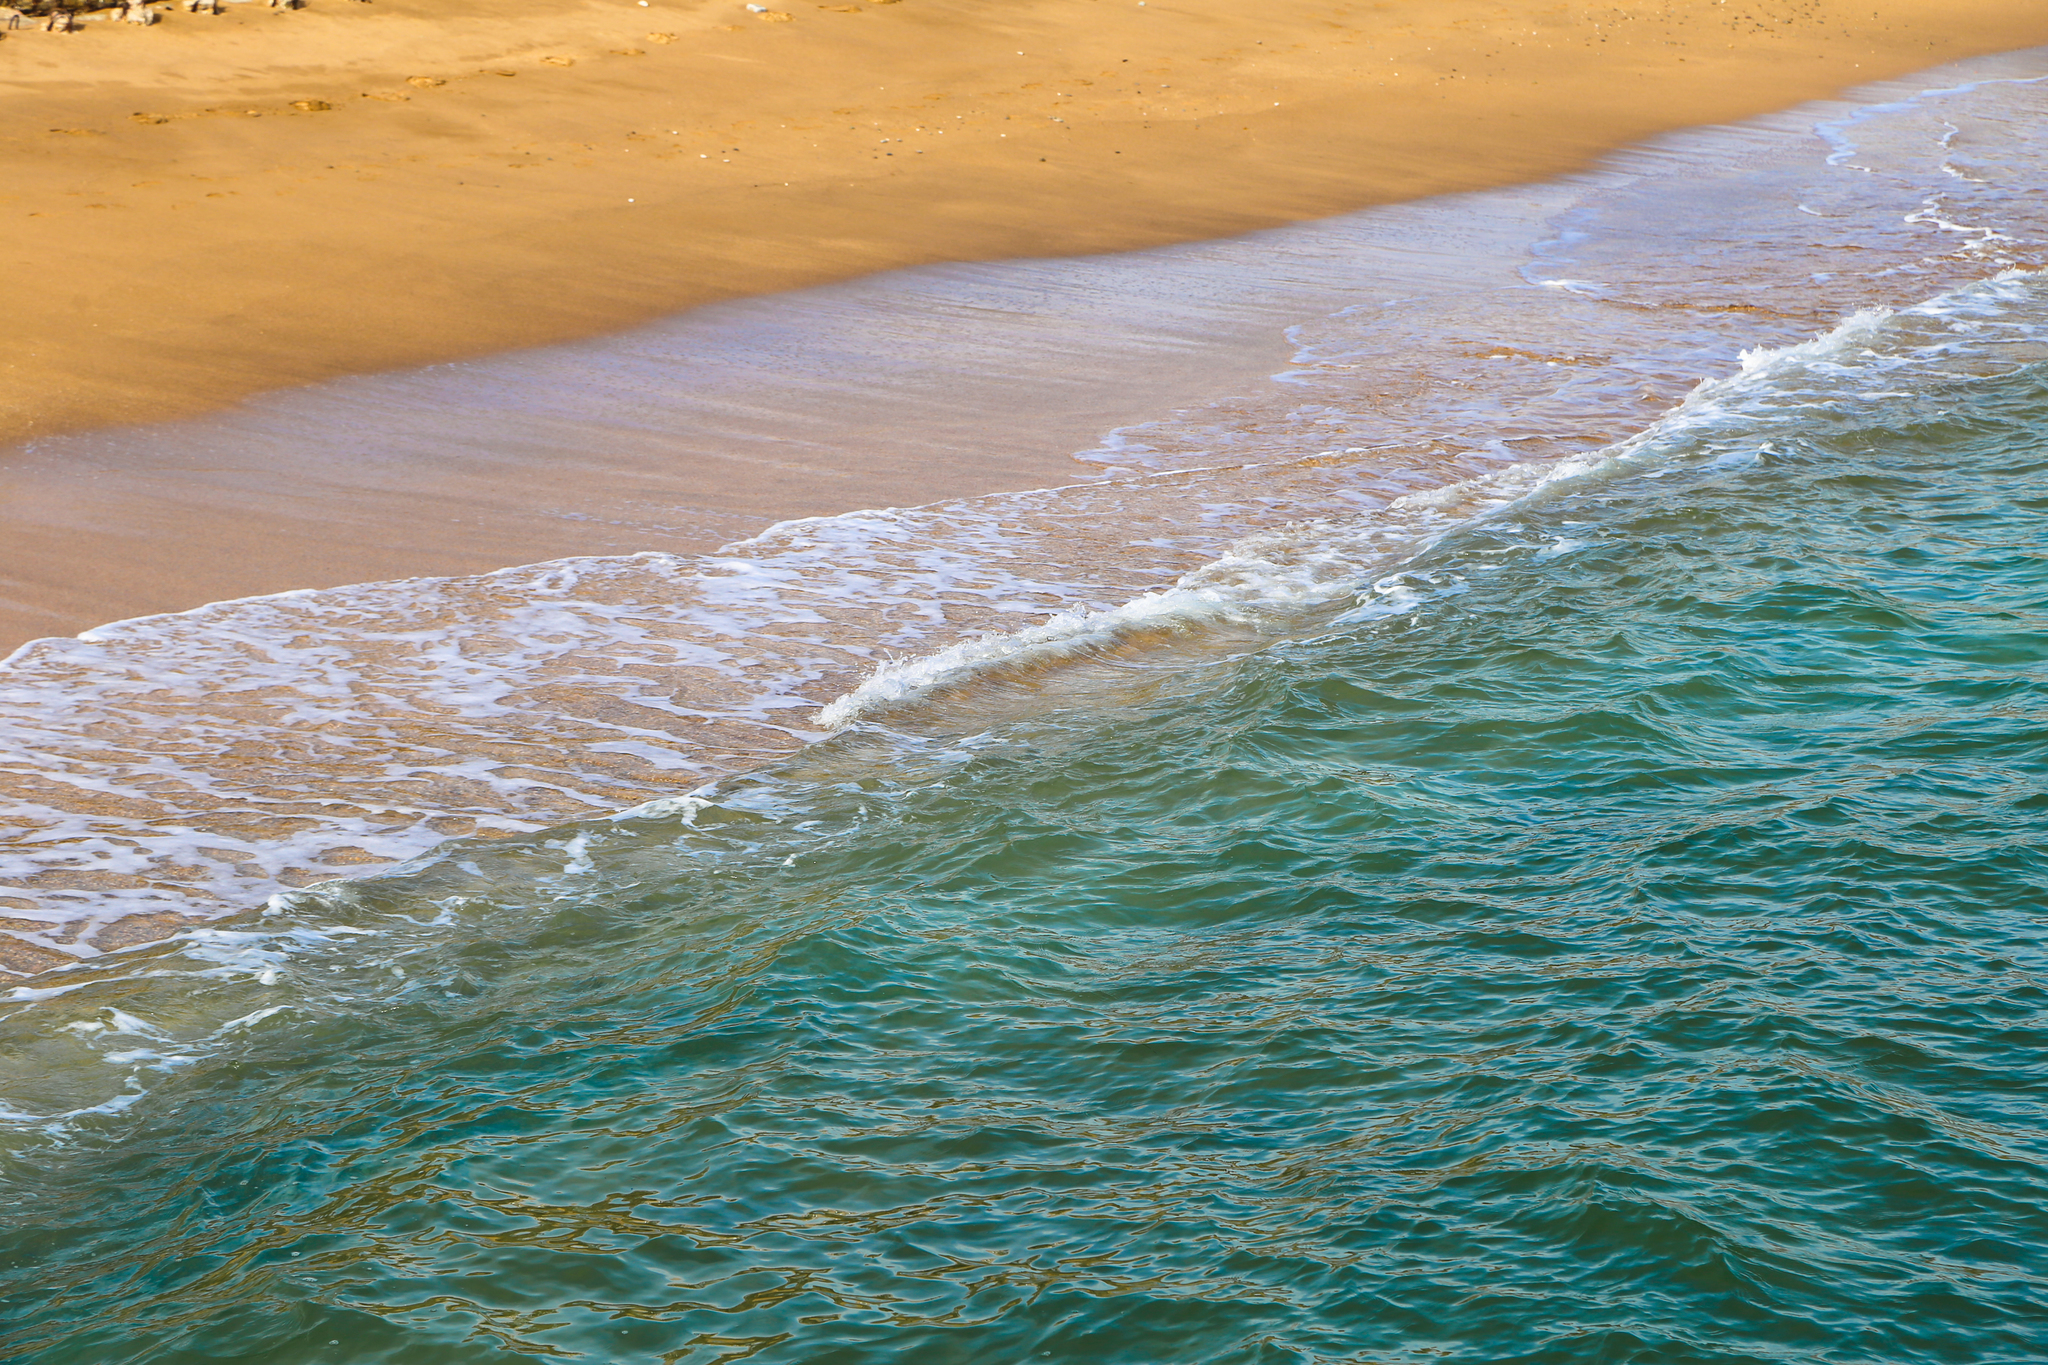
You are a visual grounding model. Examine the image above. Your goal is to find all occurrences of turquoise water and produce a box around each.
[4,276,2048,1361]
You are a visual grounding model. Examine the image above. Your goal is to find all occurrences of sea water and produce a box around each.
[1,51,2047,1364]
[2,268,2046,1361]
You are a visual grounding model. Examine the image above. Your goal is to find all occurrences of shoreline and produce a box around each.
[2,37,2045,973]
[6,0,2048,454]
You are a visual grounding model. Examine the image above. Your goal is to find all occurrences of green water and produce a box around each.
[3,278,2047,1363]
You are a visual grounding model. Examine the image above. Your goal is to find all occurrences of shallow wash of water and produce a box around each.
[3,265,2046,1361]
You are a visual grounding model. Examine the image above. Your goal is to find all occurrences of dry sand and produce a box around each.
[3,0,2048,647]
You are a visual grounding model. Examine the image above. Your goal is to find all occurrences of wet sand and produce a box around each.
[3,0,2048,652]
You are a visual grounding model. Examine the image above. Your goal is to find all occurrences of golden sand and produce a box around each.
[7,0,2048,448]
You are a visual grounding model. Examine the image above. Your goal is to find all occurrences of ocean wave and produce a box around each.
[818,269,2048,729]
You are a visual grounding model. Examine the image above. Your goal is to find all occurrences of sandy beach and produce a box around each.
[2,0,2047,652]
[9,0,2048,449]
